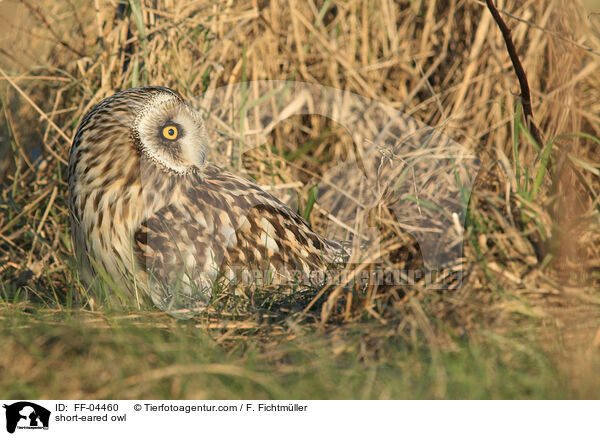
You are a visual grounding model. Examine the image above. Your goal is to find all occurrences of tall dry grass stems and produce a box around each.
[0,0,599,348]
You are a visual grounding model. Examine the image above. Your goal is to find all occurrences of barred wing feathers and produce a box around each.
[133,164,346,305]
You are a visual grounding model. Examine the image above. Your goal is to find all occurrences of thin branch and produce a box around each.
[485,0,544,147]
[475,0,600,57]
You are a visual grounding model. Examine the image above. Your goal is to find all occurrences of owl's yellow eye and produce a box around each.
[162,125,178,140]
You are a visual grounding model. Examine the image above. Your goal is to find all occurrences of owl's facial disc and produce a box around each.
[135,92,207,174]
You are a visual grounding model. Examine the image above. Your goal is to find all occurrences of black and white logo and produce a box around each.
[3,402,50,434]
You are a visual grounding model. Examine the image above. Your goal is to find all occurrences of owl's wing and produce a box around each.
[133,166,347,311]
[193,164,347,275]
[133,203,218,312]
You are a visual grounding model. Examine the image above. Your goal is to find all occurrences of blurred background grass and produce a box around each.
[0,0,599,399]
[583,0,600,10]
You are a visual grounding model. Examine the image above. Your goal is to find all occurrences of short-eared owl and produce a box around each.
[68,86,345,313]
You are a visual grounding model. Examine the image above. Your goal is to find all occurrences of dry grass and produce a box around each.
[0,0,599,398]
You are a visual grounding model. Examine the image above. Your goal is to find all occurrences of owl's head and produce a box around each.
[132,87,208,174]
[72,86,208,176]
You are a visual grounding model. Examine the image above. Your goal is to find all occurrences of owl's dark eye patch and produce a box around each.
[159,122,183,141]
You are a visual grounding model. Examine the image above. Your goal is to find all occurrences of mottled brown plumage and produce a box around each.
[68,86,345,313]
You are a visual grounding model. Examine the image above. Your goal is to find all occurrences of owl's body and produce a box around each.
[68,87,344,311]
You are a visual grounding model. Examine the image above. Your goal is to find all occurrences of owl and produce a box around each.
[68,86,347,314]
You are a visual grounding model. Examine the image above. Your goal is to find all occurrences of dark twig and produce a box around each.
[485,0,544,147]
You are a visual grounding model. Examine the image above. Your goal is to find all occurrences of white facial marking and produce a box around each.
[134,92,208,174]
